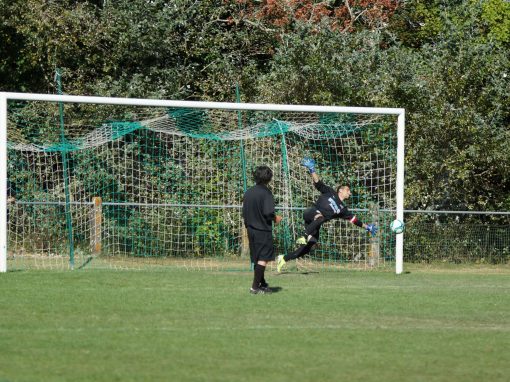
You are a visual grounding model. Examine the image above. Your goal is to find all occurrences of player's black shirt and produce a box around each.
[242,184,276,232]
[312,180,356,223]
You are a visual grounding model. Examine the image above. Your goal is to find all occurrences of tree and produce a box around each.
[481,0,510,44]
[390,0,510,48]
[0,1,47,91]
[0,0,277,100]
[237,0,402,33]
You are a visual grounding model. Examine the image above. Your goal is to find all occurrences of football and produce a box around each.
[390,219,405,234]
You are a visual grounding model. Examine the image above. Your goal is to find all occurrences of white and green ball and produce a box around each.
[390,219,405,234]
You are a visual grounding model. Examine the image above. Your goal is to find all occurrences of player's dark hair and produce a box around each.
[254,165,273,185]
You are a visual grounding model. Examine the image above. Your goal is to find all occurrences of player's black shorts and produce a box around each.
[247,227,275,263]
[303,207,325,240]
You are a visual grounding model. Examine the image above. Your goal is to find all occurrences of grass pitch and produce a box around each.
[0,266,509,382]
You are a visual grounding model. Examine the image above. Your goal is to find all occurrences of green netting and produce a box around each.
[7,101,397,271]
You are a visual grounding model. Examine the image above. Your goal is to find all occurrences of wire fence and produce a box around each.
[7,201,510,266]
[403,211,510,264]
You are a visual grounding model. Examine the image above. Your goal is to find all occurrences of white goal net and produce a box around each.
[0,93,404,273]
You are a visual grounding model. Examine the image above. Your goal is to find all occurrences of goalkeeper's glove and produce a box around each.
[366,224,378,236]
[301,157,316,174]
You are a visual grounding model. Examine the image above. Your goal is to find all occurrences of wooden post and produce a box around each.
[91,197,102,255]
[241,226,250,258]
[368,202,380,267]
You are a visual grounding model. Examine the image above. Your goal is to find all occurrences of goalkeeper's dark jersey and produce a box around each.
[312,180,361,226]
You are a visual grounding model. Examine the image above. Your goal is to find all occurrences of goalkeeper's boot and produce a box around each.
[276,255,286,273]
[296,235,317,245]
[296,236,307,245]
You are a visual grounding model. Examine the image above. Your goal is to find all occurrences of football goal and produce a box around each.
[0,93,405,273]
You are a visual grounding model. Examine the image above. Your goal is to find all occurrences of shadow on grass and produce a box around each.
[269,286,283,293]
[274,271,320,276]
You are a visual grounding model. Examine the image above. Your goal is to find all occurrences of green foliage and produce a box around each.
[256,25,396,106]
[391,0,510,47]
[404,39,510,212]
[481,0,510,44]
[255,5,509,213]
[0,0,276,100]
[389,1,444,47]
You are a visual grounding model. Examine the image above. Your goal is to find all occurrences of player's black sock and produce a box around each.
[284,242,314,261]
[260,276,268,288]
[252,264,266,289]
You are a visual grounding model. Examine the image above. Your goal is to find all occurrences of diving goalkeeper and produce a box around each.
[276,158,378,272]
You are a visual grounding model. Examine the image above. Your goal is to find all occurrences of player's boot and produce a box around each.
[276,255,286,273]
[296,236,307,245]
[296,235,317,245]
[250,288,268,295]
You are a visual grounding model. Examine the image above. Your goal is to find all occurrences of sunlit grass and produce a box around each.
[0,267,509,381]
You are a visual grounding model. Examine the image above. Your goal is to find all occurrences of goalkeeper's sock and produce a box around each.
[252,264,266,290]
[276,255,286,273]
[285,242,314,261]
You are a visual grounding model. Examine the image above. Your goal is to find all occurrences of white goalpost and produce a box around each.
[0,95,6,273]
[0,92,405,274]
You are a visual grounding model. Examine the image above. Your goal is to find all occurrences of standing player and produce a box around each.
[276,158,378,272]
[242,165,282,294]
